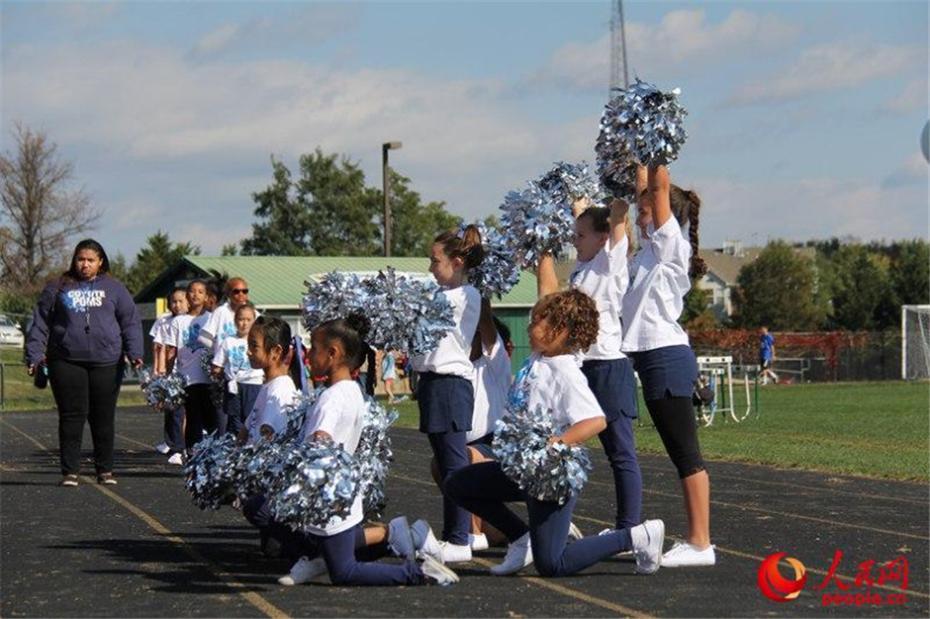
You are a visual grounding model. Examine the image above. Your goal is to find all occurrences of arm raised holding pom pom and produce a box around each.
[536,254,559,298]
[647,164,672,230]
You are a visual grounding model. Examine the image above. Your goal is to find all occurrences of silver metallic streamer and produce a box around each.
[459,221,521,299]
[491,382,592,505]
[266,437,361,532]
[183,432,239,510]
[139,368,187,412]
[598,78,688,168]
[355,396,399,517]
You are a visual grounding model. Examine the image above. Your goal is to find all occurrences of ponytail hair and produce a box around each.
[669,184,707,279]
[317,312,372,372]
[434,225,484,270]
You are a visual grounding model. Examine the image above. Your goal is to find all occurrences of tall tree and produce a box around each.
[382,170,461,257]
[734,240,828,330]
[0,123,99,295]
[125,231,200,294]
[826,245,892,331]
[240,150,463,257]
[241,151,380,256]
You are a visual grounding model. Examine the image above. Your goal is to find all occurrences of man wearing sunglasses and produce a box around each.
[198,277,258,358]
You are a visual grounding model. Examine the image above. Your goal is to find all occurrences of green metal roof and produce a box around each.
[183,256,538,308]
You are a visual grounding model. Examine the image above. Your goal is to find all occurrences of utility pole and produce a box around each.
[382,141,402,257]
[610,0,630,95]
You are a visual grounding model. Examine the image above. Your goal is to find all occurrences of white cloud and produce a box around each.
[881,151,929,189]
[728,41,924,106]
[533,8,799,90]
[188,5,361,58]
[687,173,928,247]
[879,77,929,115]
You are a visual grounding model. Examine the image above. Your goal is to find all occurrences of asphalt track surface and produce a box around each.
[1,407,927,618]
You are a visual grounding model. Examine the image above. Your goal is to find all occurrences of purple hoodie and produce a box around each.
[26,275,143,367]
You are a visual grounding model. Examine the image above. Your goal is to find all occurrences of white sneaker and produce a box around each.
[439,541,472,564]
[490,533,533,576]
[630,519,665,574]
[277,556,327,586]
[410,520,443,562]
[661,541,716,567]
[167,452,184,466]
[567,522,583,540]
[154,442,170,455]
[469,532,489,551]
[420,555,459,586]
[387,516,415,560]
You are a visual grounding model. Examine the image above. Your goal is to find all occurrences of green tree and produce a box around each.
[826,245,892,331]
[109,252,130,284]
[383,170,461,257]
[240,150,463,257]
[890,240,929,307]
[679,286,718,329]
[220,243,238,256]
[125,231,200,294]
[734,240,828,330]
[242,151,380,256]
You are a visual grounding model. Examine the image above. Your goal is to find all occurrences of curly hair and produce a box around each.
[531,290,599,354]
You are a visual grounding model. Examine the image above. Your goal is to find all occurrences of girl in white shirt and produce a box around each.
[151,287,187,459]
[212,303,264,437]
[411,226,485,564]
[237,316,299,445]
[537,196,643,532]
[165,280,213,452]
[623,164,713,568]
[445,290,666,577]
[274,314,458,587]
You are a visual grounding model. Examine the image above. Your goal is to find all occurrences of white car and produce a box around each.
[0,314,25,348]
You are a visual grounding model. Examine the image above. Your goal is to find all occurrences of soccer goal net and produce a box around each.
[902,305,930,380]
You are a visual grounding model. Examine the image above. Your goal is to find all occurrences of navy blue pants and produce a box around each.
[428,432,471,545]
[445,462,633,577]
[418,372,473,546]
[223,383,262,436]
[242,495,423,586]
[163,406,184,454]
[581,358,643,529]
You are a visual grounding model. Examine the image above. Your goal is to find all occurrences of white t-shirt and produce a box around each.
[621,217,692,352]
[412,284,481,379]
[150,312,174,346]
[245,375,298,444]
[212,335,264,393]
[569,236,629,361]
[467,336,512,443]
[200,302,238,351]
[514,353,605,432]
[299,379,366,536]
[168,312,212,385]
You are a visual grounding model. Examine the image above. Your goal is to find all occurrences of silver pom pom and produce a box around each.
[491,383,592,505]
[499,162,601,269]
[302,271,368,332]
[139,368,188,412]
[231,439,288,500]
[599,78,688,168]
[537,161,605,205]
[278,388,323,444]
[183,432,239,510]
[266,437,362,532]
[362,268,455,356]
[355,396,399,517]
[459,221,521,299]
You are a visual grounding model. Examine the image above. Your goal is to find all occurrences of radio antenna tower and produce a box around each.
[609,0,629,95]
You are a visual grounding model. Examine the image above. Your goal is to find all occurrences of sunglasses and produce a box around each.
[231,288,249,295]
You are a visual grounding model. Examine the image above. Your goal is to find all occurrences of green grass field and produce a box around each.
[3,346,927,481]
[387,381,929,482]
[0,348,148,411]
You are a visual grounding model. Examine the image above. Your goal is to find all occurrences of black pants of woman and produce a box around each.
[48,359,122,476]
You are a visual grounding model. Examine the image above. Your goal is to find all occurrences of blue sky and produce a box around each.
[2,1,927,259]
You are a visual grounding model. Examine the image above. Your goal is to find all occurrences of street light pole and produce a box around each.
[382,141,402,257]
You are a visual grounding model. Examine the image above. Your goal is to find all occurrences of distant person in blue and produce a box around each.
[759,326,778,385]
[26,239,143,487]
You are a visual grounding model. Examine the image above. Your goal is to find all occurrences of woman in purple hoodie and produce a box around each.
[26,239,143,487]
